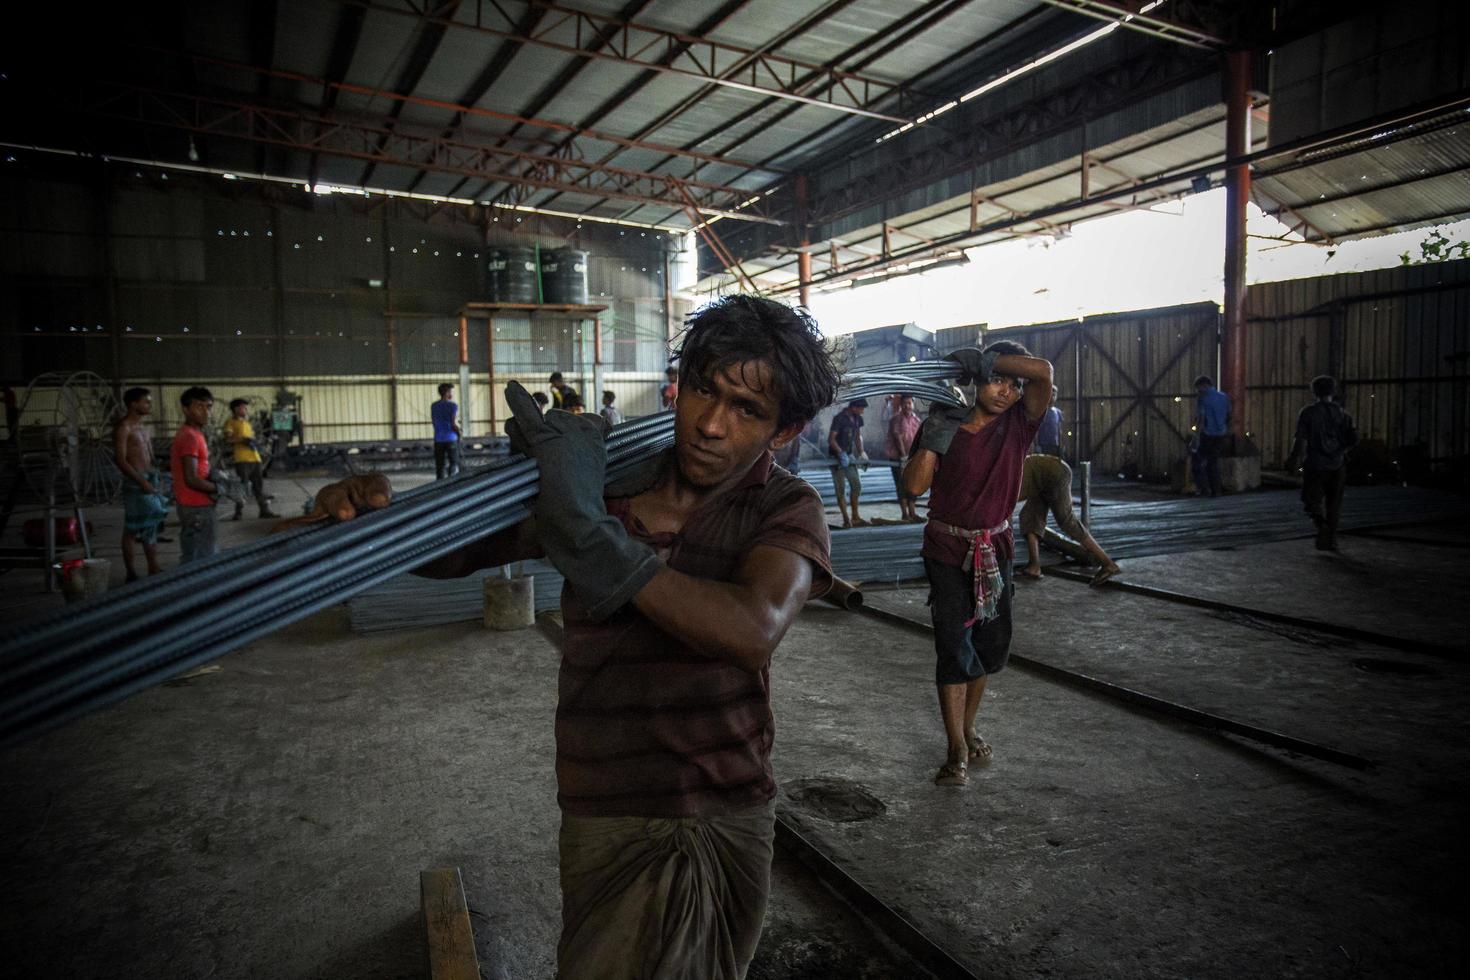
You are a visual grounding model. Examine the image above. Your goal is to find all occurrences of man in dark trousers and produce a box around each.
[431,383,462,479]
[1192,374,1231,496]
[827,398,868,528]
[309,296,839,979]
[1285,375,1358,551]
[903,341,1053,787]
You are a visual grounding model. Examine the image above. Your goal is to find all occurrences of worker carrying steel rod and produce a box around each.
[311,296,840,979]
[902,341,1054,789]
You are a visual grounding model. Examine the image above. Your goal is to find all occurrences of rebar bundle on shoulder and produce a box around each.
[0,363,963,747]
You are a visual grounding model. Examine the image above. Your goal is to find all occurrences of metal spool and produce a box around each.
[11,371,123,506]
[486,246,538,304]
[540,248,589,305]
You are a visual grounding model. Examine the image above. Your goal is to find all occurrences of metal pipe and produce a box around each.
[1079,460,1092,530]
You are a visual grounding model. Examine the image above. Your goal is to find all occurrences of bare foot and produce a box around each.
[1018,566,1043,580]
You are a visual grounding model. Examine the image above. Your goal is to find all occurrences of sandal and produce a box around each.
[934,759,968,786]
[1089,564,1121,587]
[966,730,993,766]
[1017,567,1043,581]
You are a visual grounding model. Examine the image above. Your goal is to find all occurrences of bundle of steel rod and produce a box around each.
[0,365,964,746]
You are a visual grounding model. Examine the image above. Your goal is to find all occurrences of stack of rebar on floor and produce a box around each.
[0,364,965,745]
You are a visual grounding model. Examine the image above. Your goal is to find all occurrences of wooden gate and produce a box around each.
[985,302,1220,480]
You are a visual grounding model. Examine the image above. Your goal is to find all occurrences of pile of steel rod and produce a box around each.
[0,364,964,746]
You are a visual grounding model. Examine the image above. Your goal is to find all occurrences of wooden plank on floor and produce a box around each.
[421,867,480,980]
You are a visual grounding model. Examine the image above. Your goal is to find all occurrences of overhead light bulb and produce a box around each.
[187,136,199,163]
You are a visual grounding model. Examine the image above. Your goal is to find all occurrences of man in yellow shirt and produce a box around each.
[224,399,278,520]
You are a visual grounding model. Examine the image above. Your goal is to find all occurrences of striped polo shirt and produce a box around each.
[556,449,833,818]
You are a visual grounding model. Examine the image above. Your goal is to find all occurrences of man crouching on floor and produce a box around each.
[311,295,839,978]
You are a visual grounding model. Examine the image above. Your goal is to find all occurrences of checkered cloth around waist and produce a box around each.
[928,517,1010,627]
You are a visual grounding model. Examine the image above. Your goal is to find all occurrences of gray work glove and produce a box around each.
[944,347,999,386]
[916,405,970,456]
[505,382,661,621]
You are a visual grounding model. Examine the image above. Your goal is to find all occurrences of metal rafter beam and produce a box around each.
[77,83,782,223]
[171,52,778,174]
[476,0,657,206]
[512,0,829,213]
[312,2,367,189]
[413,2,549,195]
[358,0,462,187]
[625,1,1055,228]
[336,0,922,123]
[805,42,1213,227]
[1037,0,1227,49]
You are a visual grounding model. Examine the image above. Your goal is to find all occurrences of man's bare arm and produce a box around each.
[995,353,1054,422]
[903,448,939,498]
[630,544,814,674]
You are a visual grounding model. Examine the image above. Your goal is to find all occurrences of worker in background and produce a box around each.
[886,394,922,523]
[113,386,166,581]
[1192,374,1231,497]
[660,364,679,410]
[828,398,869,528]
[599,390,623,427]
[549,371,579,410]
[1016,453,1120,585]
[1285,375,1359,551]
[171,386,219,564]
[312,295,838,980]
[903,341,1053,787]
[562,393,586,415]
[224,399,278,520]
[1034,385,1063,457]
[432,382,462,480]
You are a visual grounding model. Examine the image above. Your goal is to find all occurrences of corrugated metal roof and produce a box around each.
[1253,109,1470,241]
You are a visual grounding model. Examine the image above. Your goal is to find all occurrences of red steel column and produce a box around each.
[1221,49,1251,440]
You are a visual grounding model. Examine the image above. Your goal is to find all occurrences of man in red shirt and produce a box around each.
[903,341,1053,786]
[170,386,220,564]
[310,296,839,977]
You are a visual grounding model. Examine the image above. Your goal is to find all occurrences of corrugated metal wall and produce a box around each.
[1248,259,1470,466]
[2,170,681,441]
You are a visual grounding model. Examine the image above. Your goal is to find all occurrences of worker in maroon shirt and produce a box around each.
[904,340,1054,787]
[311,296,840,978]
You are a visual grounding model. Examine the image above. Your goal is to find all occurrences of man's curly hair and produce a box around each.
[671,296,840,430]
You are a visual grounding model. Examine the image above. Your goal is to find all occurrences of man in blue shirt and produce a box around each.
[1034,385,1063,457]
[432,382,462,479]
[1191,374,1231,497]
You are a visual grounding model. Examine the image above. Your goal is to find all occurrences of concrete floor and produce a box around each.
[3,476,1469,977]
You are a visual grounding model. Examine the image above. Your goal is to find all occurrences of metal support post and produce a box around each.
[458,314,471,436]
[1221,49,1251,441]
[1079,460,1092,531]
[592,318,605,412]
[486,316,497,437]
[44,489,56,592]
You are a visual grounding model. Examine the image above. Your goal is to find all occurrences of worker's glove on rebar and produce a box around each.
[916,405,970,456]
[505,382,661,621]
[836,451,852,469]
[943,347,999,387]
